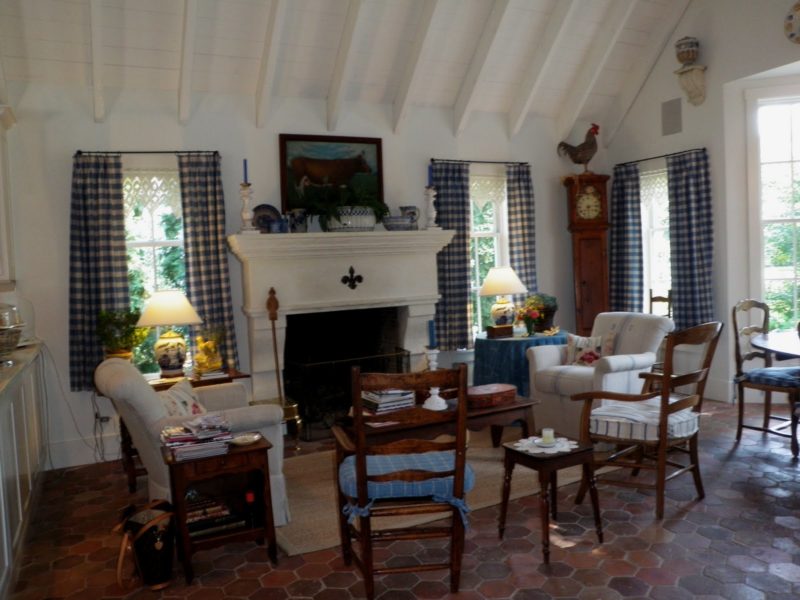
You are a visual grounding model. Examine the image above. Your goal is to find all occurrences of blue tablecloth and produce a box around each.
[473,333,568,397]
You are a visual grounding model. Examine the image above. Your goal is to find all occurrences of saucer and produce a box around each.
[230,432,262,446]
[533,438,556,448]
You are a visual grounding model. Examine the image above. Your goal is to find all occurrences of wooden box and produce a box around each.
[486,325,513,339]
[467,383,517,409]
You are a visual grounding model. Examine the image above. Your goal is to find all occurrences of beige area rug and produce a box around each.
[276,429,585,556]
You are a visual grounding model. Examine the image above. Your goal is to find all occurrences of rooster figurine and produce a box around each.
[557,123,599,172]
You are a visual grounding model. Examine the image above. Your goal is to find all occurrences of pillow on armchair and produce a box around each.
[566,332,616,366]
[159,379,207,416]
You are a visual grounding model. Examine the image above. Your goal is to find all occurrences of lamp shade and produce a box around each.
[479,266,528,297]
[137,290,202,327]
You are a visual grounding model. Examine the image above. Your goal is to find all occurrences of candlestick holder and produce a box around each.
[425,186,439,229]
[240,183,258,233]
[425,347,439,371]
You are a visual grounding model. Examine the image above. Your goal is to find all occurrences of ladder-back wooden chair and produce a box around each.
[331,364,473,600]
[732,299,800,457]
[649,289,672,317]
[572,321,723,519]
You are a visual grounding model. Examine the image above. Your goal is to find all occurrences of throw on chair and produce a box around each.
[331,365,473,600]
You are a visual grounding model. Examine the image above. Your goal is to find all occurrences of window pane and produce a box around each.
[759,104,792,163]
[761,163,793,220]
[763,222,797,270]
[764,279,797,330]
[640,169,671,305]
[472,201,496,233]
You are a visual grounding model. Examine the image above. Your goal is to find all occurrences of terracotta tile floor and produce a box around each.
[10,400,800,599]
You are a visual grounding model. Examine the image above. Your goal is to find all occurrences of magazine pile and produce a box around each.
[161,414,232,461]
[362,389,415,414]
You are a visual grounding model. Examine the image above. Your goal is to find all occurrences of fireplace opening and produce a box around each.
[283,307,409,435]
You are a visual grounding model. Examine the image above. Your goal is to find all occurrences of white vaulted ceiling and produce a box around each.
[0,0,690,143]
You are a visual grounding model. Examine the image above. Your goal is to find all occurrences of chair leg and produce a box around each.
[450,509,465,593]
[360,516,375,600]
[574,469,589,505]
[656,445,667,520]
[763,390,773,430]
[790,394,799,459]
[689,435,705,501]
[736,383,745,441]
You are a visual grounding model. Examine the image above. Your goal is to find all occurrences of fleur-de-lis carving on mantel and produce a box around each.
[341,266,363,290]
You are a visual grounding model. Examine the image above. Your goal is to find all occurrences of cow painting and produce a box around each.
[279,134,383,213]
[291,153,371,197]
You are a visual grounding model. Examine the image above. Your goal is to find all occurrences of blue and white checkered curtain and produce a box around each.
[177,153,239,368]
[69,153,128,391]
[506,163,537,303]
[667,149,714,329]
[609,163,643,312]
[432,162,471,351]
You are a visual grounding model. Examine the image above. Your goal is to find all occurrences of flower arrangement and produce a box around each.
[516,293,558,335]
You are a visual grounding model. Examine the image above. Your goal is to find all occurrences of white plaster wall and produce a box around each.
[5,82,572,468]
[607,0,800,403]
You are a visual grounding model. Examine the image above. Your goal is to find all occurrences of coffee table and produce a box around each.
[498,437,603,564]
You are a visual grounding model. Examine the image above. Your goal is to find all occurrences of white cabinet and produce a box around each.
[0,345,45,598]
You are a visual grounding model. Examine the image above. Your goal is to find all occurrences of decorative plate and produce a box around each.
[786,1,800,43]
[533,437,556,448]
[252,204,281,233]
[230,432,262,446]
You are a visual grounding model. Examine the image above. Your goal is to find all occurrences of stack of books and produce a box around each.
[185,498,246,538]
[194,370,228,381]
[362,389,415,414]
[161,414,233,461]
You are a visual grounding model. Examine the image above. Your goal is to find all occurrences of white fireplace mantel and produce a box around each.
[228,229,454,401]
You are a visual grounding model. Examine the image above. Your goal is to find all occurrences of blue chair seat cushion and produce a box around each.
[740,367,800,388]
[338,451,475,500]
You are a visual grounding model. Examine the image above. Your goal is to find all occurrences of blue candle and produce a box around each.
[428,319,437,349]
[427,163,433,186]
[243,159,248,184]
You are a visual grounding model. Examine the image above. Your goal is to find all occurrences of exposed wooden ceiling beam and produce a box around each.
[89,0,105,123]
[0,38,8,106]
[508,0,580,137]
[328,0,364,132]
[555,0,638,143]
[604,0,691,147]
[178,0,198,125]
[453,0,513,136]
[393,0,441,133]
[255,0,286,128]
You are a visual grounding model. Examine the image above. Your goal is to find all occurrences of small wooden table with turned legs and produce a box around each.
[498,437,603,564]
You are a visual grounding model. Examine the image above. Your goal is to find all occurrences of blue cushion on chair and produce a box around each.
[338,451,475,499]
[742,367,800,388]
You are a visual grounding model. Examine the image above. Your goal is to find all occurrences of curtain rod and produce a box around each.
[74,150,219,156]
[430,158,528,166]
[616,147,705,167]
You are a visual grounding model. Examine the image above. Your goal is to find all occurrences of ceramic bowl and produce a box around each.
[383,215,416,231]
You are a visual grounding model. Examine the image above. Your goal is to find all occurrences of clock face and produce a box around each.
[576,187,602,220]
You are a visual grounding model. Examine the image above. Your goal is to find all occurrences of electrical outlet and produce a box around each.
[95,413,110,423]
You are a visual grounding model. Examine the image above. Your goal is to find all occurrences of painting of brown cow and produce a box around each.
[279,134,383,213]
[290,153,371,196]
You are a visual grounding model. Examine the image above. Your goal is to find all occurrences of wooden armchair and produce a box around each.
[331,365,472,600]
[572,322,723,519]
[733,299,800,457]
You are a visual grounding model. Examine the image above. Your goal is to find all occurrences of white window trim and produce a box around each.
[744,84,800,300]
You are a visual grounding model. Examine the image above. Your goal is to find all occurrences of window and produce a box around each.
[748,91,800,330]
[640,168,671,310]
[123,163,187,372]
[469,172,509,337]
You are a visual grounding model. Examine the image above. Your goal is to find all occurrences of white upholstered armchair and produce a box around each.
[94,358,290,526]
[527,312,675,439]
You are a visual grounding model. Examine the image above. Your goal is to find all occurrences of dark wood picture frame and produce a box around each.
[278,133,384,214]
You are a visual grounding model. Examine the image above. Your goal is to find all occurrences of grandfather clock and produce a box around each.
[563,173,611,336]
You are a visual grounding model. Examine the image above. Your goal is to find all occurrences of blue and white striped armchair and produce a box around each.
[527,312,675,440]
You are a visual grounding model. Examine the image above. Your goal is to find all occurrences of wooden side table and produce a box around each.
[498,438,603,564]
[162,438,278,583]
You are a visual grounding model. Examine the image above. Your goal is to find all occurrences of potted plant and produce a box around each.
[303,184,389,231]
[96,309,149,360]
[516,293,558,335]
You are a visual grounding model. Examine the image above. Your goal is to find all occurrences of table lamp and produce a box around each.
[137,290,202,377]
[479,266,528,339]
